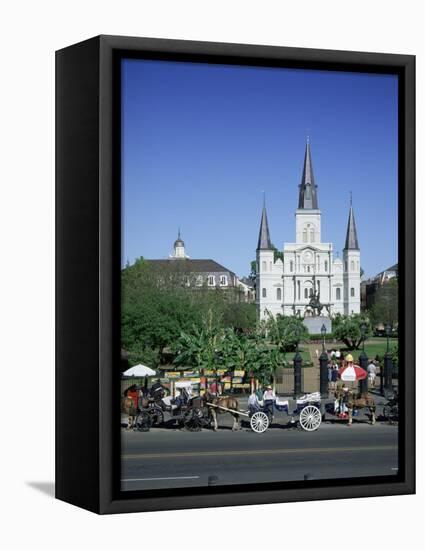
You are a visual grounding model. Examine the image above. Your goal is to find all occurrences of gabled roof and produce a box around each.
[298,140,319,209]
[144,258,236,275]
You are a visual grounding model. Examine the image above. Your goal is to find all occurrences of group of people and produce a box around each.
[326,353,380,390]
[123,379,166,410]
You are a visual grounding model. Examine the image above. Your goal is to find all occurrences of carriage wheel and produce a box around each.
[299,405,322,431]
[250,411,269,433]
[135,411,152,432]
[183,409,203,432]
[150,408,164,427]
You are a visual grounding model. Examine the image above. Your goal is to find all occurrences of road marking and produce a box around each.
[121,476,200,482]
[122,445,397,460]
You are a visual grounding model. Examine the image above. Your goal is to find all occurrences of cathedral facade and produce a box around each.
[256,140,361,321]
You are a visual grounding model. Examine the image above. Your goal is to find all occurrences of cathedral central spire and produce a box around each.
[298,139,319,209]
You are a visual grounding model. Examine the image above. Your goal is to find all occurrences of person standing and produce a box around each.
[367,360,377,387]
[328,362,333,383]
[126,384,139,411]
[331,365,338,391]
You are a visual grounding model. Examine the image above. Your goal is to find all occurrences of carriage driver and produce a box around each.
[150,378,166,398]
[263,385,276,402]
[262,385,276,417]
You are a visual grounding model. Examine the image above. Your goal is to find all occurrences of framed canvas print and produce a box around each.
[56,35,415,514]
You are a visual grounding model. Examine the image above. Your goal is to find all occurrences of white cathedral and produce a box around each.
[256,140,361,321]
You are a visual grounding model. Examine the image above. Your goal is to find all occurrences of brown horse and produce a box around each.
[204,391,240,431]
[121,396,137,430]
[335,388,376,425]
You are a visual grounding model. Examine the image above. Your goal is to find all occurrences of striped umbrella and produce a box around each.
[338,364,367,382]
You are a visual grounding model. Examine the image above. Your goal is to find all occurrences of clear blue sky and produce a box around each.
[122,58,398,279]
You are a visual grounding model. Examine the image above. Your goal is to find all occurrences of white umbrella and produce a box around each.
[123,364,157,377]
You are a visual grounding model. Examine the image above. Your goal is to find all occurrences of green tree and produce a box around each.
[266,313,308,354]
[370,278,398,327]
[220,330,262,373]
[173,310,224,372]
[332,313,372,350]
[121,258,203,364]
[272,244,284,263]
[250,260,257,279]
[257,347,286,387]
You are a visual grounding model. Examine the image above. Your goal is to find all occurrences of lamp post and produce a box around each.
[384,323,393,396]
[319,323,329,398]
[293,325,302,398]
[359,322,368,394]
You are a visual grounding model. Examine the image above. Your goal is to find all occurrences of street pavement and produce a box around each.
[121,401,398,491]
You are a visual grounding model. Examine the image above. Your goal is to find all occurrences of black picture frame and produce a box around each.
[56,35,415,514]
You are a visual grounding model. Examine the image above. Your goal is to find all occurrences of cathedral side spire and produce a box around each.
[344,199,359,250]
[257,200,272,250]
[298,139,319,209]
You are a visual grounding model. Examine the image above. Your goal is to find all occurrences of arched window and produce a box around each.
[290,260,294,272]
[345,261,348,271]
[262,288,267,298]
[262,261,267,271]
[307,266,310,273]
[310,229,315,242]
[350,287,355,297]
[324,260,328,272]
[336,288,341,300]
[351,260,354,271]
[304,288,308,299]
[303,230,307,243]
[277,288,282,300]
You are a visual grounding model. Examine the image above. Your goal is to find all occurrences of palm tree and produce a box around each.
[174,310,225,388]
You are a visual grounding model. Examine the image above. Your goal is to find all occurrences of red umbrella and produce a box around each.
[338,364,367,382]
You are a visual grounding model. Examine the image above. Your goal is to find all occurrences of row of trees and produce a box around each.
[122,258,256,367]
[173,310,309,386]
[121,258,396,375]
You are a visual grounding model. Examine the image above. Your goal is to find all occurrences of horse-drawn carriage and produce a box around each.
[206,391,322,433]
[246,392,322,433]
[123,381,323,434]
[159,381,212,432]
[326,386,377,425]
[121,384,166,432]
